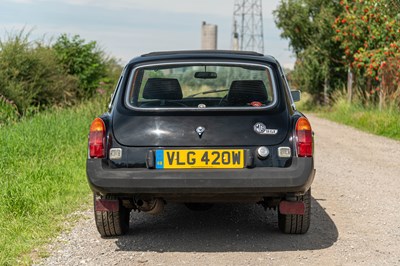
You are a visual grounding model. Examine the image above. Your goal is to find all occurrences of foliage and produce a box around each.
[275,0,400,109]
[53,34,107,98]
[0,31,121,124]
[333,0,400,106]
[0,32,79,116]
[294,91,317,111]
[101,56,123,92]
[0,97,107,265]
[318,92,400,140]
[0,95,20,126]
[295,91,400,141]
[274,0,346,103]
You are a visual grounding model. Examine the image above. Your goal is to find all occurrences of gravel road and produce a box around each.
[38,115,400,265]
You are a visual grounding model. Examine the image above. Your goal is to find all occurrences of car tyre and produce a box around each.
[278,188,311,234]
[94,194,130,237]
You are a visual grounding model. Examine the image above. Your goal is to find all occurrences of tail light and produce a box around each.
[295,117,313,157]
[89,118,106,158]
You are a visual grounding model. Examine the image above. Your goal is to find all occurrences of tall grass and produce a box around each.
[319,98,400,140]
[296,92,400,140]
[0,97,107,265]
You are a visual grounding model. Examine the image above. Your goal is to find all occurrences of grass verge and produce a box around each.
[297,94,400,141]
[0,98,106,265]
[318,99,400,140]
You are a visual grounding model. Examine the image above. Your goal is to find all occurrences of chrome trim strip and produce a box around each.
[124,61,278,112]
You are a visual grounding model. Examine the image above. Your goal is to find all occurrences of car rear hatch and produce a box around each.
[112,110,289,147]
[111,60,291,167]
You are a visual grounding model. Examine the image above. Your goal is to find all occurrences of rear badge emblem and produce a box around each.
[196,126,205,138]
[254,122,278,135]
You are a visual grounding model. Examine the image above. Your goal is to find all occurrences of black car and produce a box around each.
[86,50,315,237]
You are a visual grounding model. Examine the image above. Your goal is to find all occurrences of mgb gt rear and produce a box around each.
[86,50,316,237]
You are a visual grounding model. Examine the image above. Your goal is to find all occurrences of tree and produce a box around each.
[53,34,107,99]
[333,0,400,109]
[0,31,79,115]
[274,0,346,104]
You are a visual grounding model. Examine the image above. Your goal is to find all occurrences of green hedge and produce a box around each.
[0,31,120,121]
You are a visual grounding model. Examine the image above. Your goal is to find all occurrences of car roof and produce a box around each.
[142,50,263,57]
[128,50,279,65]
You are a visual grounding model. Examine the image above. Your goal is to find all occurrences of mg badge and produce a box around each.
[254,122,267,134]
[254,122,278,135]
[196,126,205,137]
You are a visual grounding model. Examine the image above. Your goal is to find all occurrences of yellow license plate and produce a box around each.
[155,149,244,169]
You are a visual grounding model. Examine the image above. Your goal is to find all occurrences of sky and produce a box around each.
[0,0,295,68]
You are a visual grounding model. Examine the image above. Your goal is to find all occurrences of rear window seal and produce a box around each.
[124,61,278,112]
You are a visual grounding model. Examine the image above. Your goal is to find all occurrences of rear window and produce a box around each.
[126,63,276,109]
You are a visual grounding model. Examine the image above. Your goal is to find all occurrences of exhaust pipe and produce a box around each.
[136,198,164,215]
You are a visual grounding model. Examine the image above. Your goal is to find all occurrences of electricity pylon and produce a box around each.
[232,0,264,54]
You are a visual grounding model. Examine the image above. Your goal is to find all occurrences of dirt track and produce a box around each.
[38,115,400,265]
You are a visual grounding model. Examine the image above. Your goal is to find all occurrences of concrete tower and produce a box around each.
[201,21,218,50]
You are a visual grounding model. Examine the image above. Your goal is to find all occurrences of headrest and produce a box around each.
[143,78,183,100]
[227,80,268,106]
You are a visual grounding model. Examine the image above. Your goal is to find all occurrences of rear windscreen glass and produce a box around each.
[127,63,276,109]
